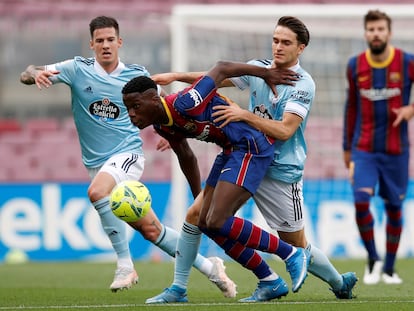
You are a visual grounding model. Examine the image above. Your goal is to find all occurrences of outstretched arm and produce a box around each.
[207,60,298,94]
[20,64,60,90]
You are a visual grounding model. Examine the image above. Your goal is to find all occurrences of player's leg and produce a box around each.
[87,154,143,292]
[199,185,288,302]
[144,191,236,304]
[255,176,357,298]
[378,152,407,284]
[201,180,309,293]
[351,151,382,285]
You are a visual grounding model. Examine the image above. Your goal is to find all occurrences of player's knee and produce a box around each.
[185,205,200,224]
[354,188,371,203]
[87,184,107,203]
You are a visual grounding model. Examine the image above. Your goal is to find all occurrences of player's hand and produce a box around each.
[343,150,351,169]
[212,102,246,128]
[392,105,414,127]
[151,73,177,85]
[34,70,60,90]
[264,67,299,93]
[156,137,171,151]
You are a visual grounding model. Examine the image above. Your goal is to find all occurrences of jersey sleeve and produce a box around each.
[343,57,358,151]
[284,73,315,120]
[45,58,76,86]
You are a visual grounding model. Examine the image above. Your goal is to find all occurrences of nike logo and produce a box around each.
[221,168,231,174]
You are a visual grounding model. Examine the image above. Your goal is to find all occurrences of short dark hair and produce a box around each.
[277,16,310,46]
[364,10,392,31]
[89,16,119,38]
[122,76,157,95]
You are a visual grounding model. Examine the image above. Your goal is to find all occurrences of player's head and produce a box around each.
[89,16,122,71]
[272,16,309,68]
[89,16,120,38]
[122,76,165,129]
[364,10,392,55]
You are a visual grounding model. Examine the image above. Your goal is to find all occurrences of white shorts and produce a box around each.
[253,175,304,232]
[87,152,145,184]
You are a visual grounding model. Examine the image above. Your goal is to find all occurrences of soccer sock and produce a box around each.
[154,224,210,276]
[384,203,402,275]
[306,243,343,290]
[354,191,379,262]
[93,196,133,268]
[202,227,275,280]
[219,216,293,260]
[172,222,203,289]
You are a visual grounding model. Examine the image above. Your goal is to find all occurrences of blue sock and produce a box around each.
[93,196,131,261]
[172,222,202,289]
[306,243,342,290]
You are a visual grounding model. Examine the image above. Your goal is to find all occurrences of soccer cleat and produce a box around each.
[110,267,139,292]
[145,286,188,304]
[382,272,403,284]
[285,247,310,293]
[238,278,288,302]
[207,257,237,298]
[331,272,358,299]
[363,260,383,285]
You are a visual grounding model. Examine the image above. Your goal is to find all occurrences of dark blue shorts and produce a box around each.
[206,145,274,195]
[351,149,409,204]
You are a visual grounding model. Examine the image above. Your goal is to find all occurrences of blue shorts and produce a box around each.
[351,149,409,205]
[206,144,274,195]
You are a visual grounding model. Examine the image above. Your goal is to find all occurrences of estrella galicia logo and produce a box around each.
[89,98,120,122]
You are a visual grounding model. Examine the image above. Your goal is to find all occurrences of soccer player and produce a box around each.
[19,15,236,295]
[343,9,414,285]
[151,16,357,301]
[122,60,310,303]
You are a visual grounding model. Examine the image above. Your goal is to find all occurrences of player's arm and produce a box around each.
[20,64,60,90]
[165,136,202,199]
[212,101,302,141]
[207,60,298,93]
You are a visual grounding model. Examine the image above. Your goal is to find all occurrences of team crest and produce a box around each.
[389,72,401,83]
[183,122,197,132]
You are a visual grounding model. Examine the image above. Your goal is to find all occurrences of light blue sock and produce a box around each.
[155,224,209,281]
[173,222,203,289]
[93,196,131,261]
[306,243,343,290]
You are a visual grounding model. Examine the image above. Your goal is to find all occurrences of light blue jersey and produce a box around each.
[231,59,315,183]
[46,57,148,168]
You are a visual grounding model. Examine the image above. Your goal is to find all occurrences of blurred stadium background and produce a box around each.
[1,0,414,262]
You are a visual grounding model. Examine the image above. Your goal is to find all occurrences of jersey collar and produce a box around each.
[94,58,125,77]
[160,97,173,126]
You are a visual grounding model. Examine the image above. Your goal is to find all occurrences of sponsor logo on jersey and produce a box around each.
[89,98,120,121]
[196,124,210,141]
[360,87,401,101]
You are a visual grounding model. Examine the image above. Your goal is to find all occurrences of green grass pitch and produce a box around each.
[0,258,413,310]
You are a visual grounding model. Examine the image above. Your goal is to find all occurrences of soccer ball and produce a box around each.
[110,180,152,222]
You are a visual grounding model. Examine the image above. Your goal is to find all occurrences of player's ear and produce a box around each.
[118,37,123,48]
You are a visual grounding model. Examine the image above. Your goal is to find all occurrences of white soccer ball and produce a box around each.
[110,180,152,222]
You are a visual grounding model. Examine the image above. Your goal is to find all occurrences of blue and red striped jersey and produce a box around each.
[343,47,414,154]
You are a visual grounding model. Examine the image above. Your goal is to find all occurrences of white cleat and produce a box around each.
[110,267,139,292]
[382,272,403,284]
[208,257,237,298]
[363,261,383,285]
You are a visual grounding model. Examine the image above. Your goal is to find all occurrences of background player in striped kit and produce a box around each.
[20,15,235,295]
[343,9,414,285]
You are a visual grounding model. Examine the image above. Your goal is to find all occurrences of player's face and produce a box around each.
[272,26,305,68]
[123,90,161,129]
[365,19,391,55]
[90,27,122,72]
